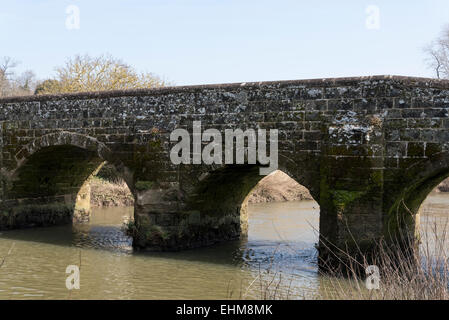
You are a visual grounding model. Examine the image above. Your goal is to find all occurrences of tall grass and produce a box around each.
[237,201,449,300]
[319,203,449,300]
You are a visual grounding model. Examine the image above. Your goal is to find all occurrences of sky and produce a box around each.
[1,0,449,86]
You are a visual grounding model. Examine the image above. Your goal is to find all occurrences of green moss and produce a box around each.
[126,218,170,247]
[385,170,449,240]
[145,225,170,241]
[135,180,154,191]
[370,170,383,186]
[148,140,162,149]
[331,190,365,212]
[132,140,164,183]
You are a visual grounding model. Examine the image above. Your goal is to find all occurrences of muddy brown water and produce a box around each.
[0,195,446,299]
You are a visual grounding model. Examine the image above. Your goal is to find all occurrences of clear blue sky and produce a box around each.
[1,0,449,85]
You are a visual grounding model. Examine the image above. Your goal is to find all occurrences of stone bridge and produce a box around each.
[1,75,449,269]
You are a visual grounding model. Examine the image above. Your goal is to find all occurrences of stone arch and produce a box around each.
[276,153,321,202]
[182,158,319,245]
[384,151,449,239]
[187,158,319,205]
[130,155,321,251]
[185,154,319,214]
[10,131,132,187]
[13,131,113,174]
[1,131,133,229]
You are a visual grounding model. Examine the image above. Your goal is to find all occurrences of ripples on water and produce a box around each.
[0,201,321,299]
[0,196,446,299]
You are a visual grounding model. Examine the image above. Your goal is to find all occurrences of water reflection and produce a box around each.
[0,200,320,299]
[0,195,446,300]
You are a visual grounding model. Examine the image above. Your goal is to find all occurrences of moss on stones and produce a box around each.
[331,190,365,213]
[135,180,154,191]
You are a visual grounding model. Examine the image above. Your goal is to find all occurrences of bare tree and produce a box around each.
[0,57,18,96]
[0,56,19,78]
[425,26,449,79]
[15,70,36,92]
[0,56,36,97]
[35,54,166,94]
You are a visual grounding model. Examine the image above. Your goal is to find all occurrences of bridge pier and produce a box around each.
[130,173,248,250]
[317,199,385,272]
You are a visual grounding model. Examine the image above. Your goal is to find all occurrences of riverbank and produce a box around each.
[437,179,449,192]
[89,177,134,207]
[88,170,313,207]
[88,171,449,207]
[247,170,313,203]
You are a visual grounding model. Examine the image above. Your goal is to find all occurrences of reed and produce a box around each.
[319,204,449,300]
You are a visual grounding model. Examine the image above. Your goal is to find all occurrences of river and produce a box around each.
[0,194,447,300]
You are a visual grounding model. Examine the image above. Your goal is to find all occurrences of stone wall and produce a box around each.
[1,75,449,268]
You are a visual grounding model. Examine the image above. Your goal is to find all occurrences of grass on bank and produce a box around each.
[89,176,134,207]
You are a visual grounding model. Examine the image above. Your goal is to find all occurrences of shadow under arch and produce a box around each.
[11,131,131,184]
[1,131,133,229]
[185,161,320,242]
[186,150,320,210]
